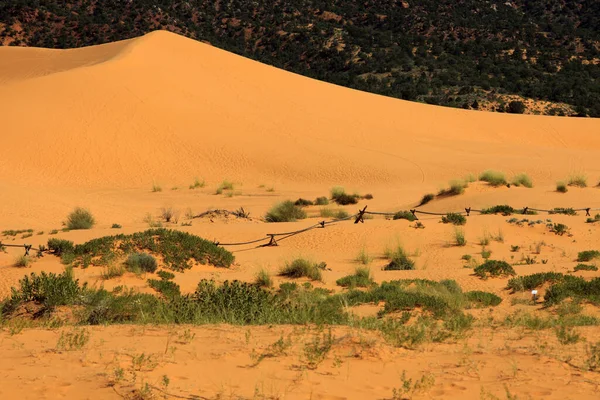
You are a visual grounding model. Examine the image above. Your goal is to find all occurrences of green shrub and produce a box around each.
[319,208,348,219]
[441,213,466,225]
[568,175,587,188]
[255,269,273,288]
[549,208,577,216]
[66,208,95,230]
[461,254,472,261]
[453,228,466,246]
[279,259,323,281]
[156,270,175,280]
[14,255,31,267]
[474,260,515,279]
[355,248,372,265]
[152,182,162,192]
[551,223,569,235]
[111,224,122,229]
[265,201,307,222]
[479,170,507,186]
[216,180,234,194]
[556,182,568,193]
[47,238,75,256]
[464,291,502,307]
[189,177,205,189]
[314,197,329,206]
[125,253,157,274]
[294,198,314,207]
[574,264,598,272]
[336,267,374,288]
[417,193,435,207]
[481,205,514,215]
[480,248,492,259]
[393,211,417,221]
[545,277,600,306]
[2,229,33,237]
[511,174,533,188]
[101,264,125,279]
[578,250,600,262]
[438,180,467,196]
[147,279,181,299]
[384,246,415,271]
[331,187,359,205]
[506,272,566,292]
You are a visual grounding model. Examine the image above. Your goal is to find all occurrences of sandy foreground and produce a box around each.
[1,30,600,399]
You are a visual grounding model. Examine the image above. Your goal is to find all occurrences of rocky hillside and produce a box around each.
[1,0,599,116]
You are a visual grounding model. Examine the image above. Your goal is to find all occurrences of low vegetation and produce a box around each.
[66,207,95,230]
[355,247,372,265]
[474,260,515,279]
[336,267,374,288]
[416,193,435,207]
[331,187,359,205]
[578,250,600,262]
[14,255,31,268]
[279,259,324,281]
[255,269,273,288]
[568,174,587,188]
[111,224,122,229]
[574,264,598,272]
[319,208,349,219]
[556,182,568,193]
[393,211,416,221]
[265,201,307,222]
[453,228,467,246]
[189,177,205,189]
[125,253,158,274]
[2,229,33,237]
[215,180,234,194]
[479,170,507,187]
[438,180,467,196]
[384,244,415,271]
[314,197,329,206]
[441,213,466,225]
[549,207,577,216]
[294,198,314,207]
[481,205,515,215]
[511,173,533,188]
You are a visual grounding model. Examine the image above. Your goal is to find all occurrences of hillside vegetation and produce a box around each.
[1,0,599,116]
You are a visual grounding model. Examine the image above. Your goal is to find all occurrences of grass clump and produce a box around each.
[545,276,600,306]
[101,264,126,280]
[65,208,95,230]
[255,269,273,288]
[578,250,600,262]
[551,223,569,236]
[506,272,566,293]
[568,174,587,188]
[331,187,359,205]
[151,182,162,192]
[111,223,122,229]
[14,255,32,268]
[355,247,372,265]
[336,267,374,288]
[265,201,307,222]
[417,193,435,207]
[474,260,515,279]
[47,238,75,256]
[294,198,314,207]
[314,196,329,206]
[2,229,33,237]
[479,170,507,187]
[215,180,234,194]
[393,211,417,221]
[189,177,205,189]
[125,253,157,274]
[556,182,568,193]
[481,205,515,215]
[319,208,349,219]
[549,207,577,216]
[384,245,415,271]
[438,180,467,196]
[464,291,502,307]
[279,259,323,281]
[575,264,598,272]
[453,228,467,246]
[147,279,181,299]
[511,173,533,188]
[441,213,466,225]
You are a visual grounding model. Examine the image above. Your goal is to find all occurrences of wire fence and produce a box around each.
[2,204,599,255]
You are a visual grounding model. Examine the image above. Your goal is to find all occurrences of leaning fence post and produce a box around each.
[586,208,591,216]
[465,207,471,217]
[24,244,32,256]
[354,206,368,224]
[319,221,325,228]
[522,207,528,215]
[265,234,278,247]
[410,209,419,220]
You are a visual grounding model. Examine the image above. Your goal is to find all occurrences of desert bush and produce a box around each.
[384,245,415,271]
[363,194,374,200]
[481,205,514,215]
[506,272,566,292]
[319,208,348,219]
[549,208,577,216]
[147,279,181,299]
[189,177,205,189]
[438,180,467,196]
[125,253,157,274]
[480,247,492,259]
[474,260,515,279]
[551,223,569,236]
[2,229,33,237]
[511,173,533,188]
[545,276,600,306]
[314,196,329,206]
[585,343,600,371]
[578,250,600,262]
[215,180,234,194]
[111,223,122,229]
[555,324,581,345]
[47,238,75,256]
[265,201,307,222]
[568,174,587,188]
[66,208,95,230]
[101,264,125,279]
[441,213,466,225]
[331,187,359,205]
[156,270,175,280]
[355,247,372,265]
[453,228,466,246]
[464,291,502,307]
[336,267,374,288]
[56,328,90,351]
[417,193,435,207]
[507,100,525,114]
[279,259,323,281]
[479,170,507,186]
[294,198,314,207]
[151,182,162,192]
[393,211,417,221]
[556,182,568,193]
[586,214,600,223]
[574,264,598,272]
[160,207,177,223]
[14,255,31,268]
[255,269,273,288]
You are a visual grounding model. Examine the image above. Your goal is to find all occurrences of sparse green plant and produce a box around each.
[151,182,162,192]
[279,258,323,281]
[438,180,467,196]
[21,233,33,239]
[189,177,205,189]
[393,210,417,221]
[441,213,466,225]
[14,255,31,268]
[143,213,163,228]
[355,247,372,265]
[568,174,587,188]
[556,182,568,193]
[511,173,533,188]
[294,198,314,206]
[551,223,569,236]
[481,248,492,259]
[392,370,436,400]
[479,170,507,187]
[251,335,292,366]
[574,264,598,272]
[160,207,177,223]
[156,270,175,280]
[585,342,600,371]
[111,223,122,229]
[125,253,158,274]
[461,254,472,261]
[101,264,125,279]
[577,250,600,262]
[384,244,415,271]
[303,329,334,369]
[453,228,467,246]
[549,207,577,216]
[265,201,307,222]
[417,193,435,207]
[319,207,348,219]
[314,196,329,205]
[511,245,520,252]
[336,267,374,288]
[474,260,515,279]
[65,207,95,230]
[49,229,59,235]
[413,222,425,229]
[555,324,581,345]
[56,328,90,351]
[255,269,273,288]
[331,187,359,205]
[147,278,181,298]
[479,233,490,246]
[215,180,234,194]
[47,238,74,256]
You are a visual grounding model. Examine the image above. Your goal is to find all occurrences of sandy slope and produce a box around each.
[2,30,600,399]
